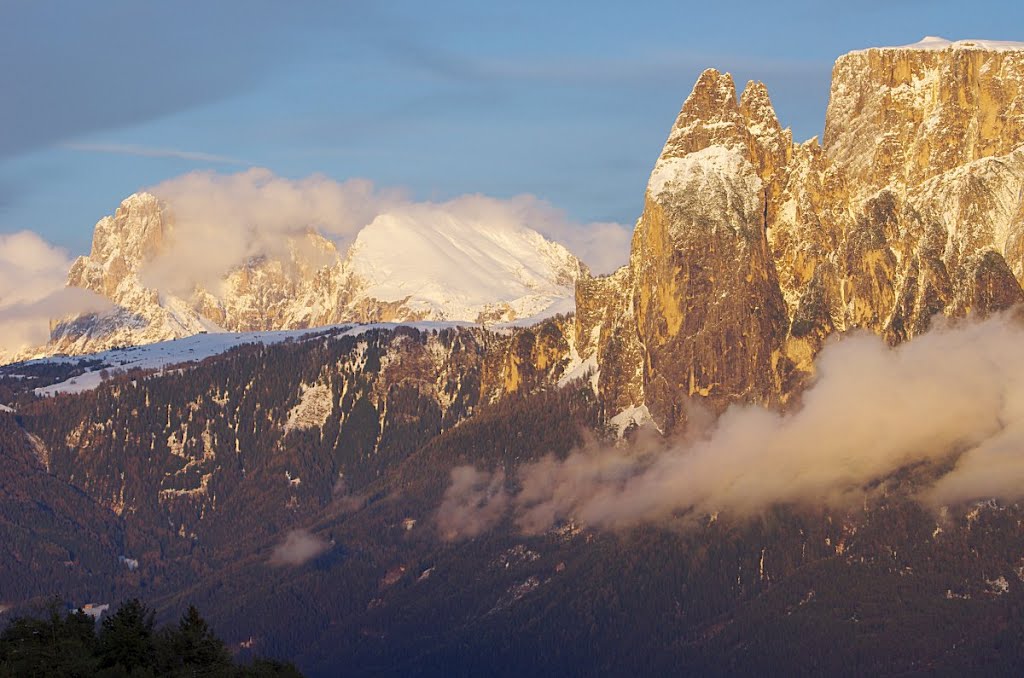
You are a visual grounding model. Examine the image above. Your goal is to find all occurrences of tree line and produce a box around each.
[0,599,302,677]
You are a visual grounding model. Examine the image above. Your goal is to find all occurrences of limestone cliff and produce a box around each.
[579,37,1024,432]
[825,39,1024,198]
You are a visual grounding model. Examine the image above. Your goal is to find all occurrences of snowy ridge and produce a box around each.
[28,321,476,396]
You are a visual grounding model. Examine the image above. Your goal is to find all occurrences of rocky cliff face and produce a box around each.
[578,38,1024,432]
[36,194,585,359]
[56,193,212,355]
[825,39,1024,197]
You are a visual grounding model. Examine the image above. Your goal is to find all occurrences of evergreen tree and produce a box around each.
[95,599,156,674]
[165,605,232,675]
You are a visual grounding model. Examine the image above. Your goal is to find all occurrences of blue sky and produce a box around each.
[2,0,1022,255]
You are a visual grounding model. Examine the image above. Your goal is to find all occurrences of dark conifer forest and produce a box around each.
[0,599,302,677]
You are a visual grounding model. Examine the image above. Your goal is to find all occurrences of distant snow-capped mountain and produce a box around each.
[19,192,586,361]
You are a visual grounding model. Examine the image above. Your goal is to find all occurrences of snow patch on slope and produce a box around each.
[30,322,475,397]
[609,404,656,437]
[286,382,334,432]
[557,324,599,392]
[648,146,762,205]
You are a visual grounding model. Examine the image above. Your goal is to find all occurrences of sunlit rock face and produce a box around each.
[578,38,1024,432]
[825,40,1024,197]
[632,70,790,429]
[574,266,642,419]
[52,193,350,356]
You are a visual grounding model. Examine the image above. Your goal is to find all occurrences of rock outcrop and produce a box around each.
[825,39,1024,197]
[578,37,1024,432]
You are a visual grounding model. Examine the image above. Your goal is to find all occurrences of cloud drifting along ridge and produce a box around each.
[0,231,111,359]
[142,168,629,294]
[268,528,331,567]
[439,313,1024,539]
[143,168,405,293]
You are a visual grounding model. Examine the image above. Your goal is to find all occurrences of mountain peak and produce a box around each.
[738,80,778,130]
[686,68,738,111]
[654,69,788,196]
[660,68,743,160]
[119,191,161,207]
[580,35,1024,433]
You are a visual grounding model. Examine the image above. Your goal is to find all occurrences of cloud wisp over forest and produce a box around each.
[438,313,1024,540]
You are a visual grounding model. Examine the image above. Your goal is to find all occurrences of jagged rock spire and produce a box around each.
[577,44,1024,433]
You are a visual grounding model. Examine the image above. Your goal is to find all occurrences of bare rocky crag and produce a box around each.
[56,193,367,356]
[577,39,1024,432]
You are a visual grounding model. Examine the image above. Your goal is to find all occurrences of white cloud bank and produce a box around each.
[0,231,110,360]
[438,313,1024,539]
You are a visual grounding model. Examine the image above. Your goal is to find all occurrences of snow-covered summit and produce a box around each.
[345,209,585,323]
[854,36,1024,53]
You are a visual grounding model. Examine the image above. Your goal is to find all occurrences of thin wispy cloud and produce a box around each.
[62,142,240,165]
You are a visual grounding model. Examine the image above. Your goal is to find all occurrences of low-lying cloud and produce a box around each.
[0,231,111,360]
[436,466,509,541]
[439,314,1024,539]
[268,528,331,567]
